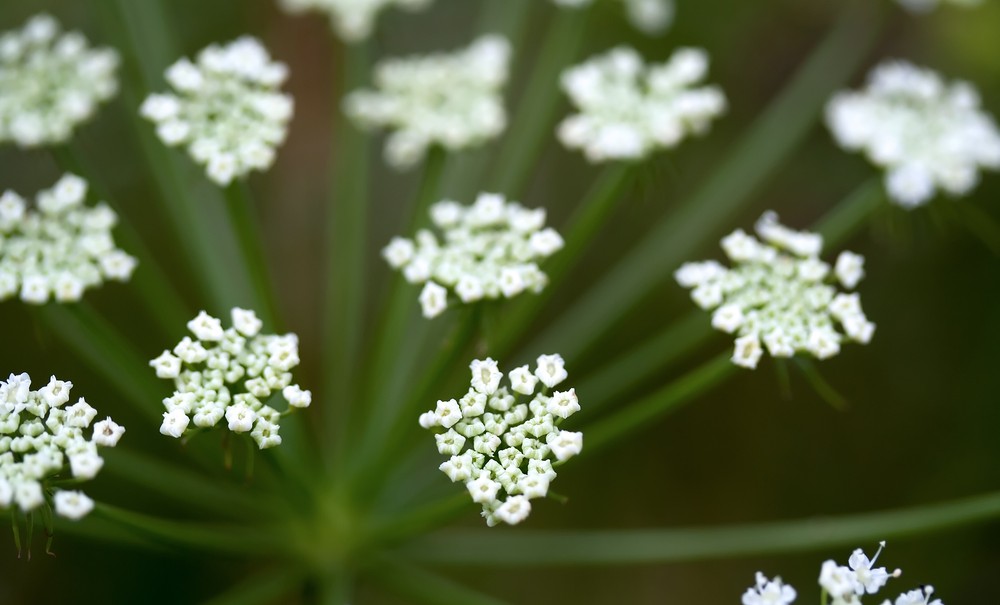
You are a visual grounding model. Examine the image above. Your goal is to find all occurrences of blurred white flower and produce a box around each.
[278,0,434,42]
[742,572,797,605]
[559,46,726,162]
[141,36,293,186]
[0,14,119,147]
[344,35,510,169]
[826,60,1000,208]
[894,0,981,13]
[551,0,675,35]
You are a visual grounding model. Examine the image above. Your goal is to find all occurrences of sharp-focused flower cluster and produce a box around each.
[277,0,434,42]
[0,14,119,147]
[150,309,312,450]
[140,36,294,186]
[383,193,564,319]
[419,354,583,526]
[0,174,137,304]
[344,35,511,169]
[675,212,874,369]
[826,60,1000,208]
[0,372,124,521]
[558,46,725,163]
[894,0,982,13]
[551,0,675,35]
[745,543,946,605]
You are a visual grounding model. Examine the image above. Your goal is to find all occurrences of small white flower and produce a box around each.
[742,572,797,605]
[53,490,94,520]
[14,480,44,511]
[225,402,256,433]
[546,389,580,419]
[419,281,448,319]
[282,384,312,408]
[382,237,415,268]
[466,471,502,504]
[835,251,865,289]
[849,544,891,595]
[535,354,569,388]
[277,0,435,42]
[819,560,860,599]
[470,358,502,395]
[435,428,466,456]
[508,365,539,396]
[38,375,72,408]
[231,307,263,337]
[547,429,583,461]
[160,408,190,438]
[188,310,225,342]
[91,416,125,447]
[711,303,744,334]
[69,449,104,479]
[495,495,532,525]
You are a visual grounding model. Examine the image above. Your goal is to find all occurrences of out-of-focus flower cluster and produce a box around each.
[894,0,982,13]
[277,0,434,42]
[675,212,874,369]
[0,14,119,148]
[0,174,137,304]
[551,0,675,35]
[141,36,294,186]
[826,60,1000,208]
[419,354,583,526]
[150,308,312,450]
[383,193,564,319]
[344,35,510,169]
[0,372,124,521]
[559,46,726,162]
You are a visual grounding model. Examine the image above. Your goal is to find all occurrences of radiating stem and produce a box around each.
[396,489,1000,566]
[223,180,280,329]
[203,567,303,605]
[818,178,884,248]
[371,556,511,605]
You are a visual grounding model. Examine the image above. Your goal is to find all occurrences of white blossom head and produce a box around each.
[675,211,875,369]
[0,14,120,147]
[826,60,1000,208]
[894,0,982,13]
[558,46,725,163]
[419,355,582,526]
[278,0,434,42]
[0,174,137,304]
[819,542,903,601]
[140,36,294,186]
[551,0,675,35]
[344,35,511,169]
[149,308,311,450]
[383,193,563,319]
[0,372,122,520]
[741,572,797,605]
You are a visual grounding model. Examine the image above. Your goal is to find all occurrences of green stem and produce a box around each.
[397,489,1000,566]
[818,178,884,248]
[203,567,303,605]
[223,181,280,329]
[317,570,355,605]
[11,509,21,558]
[518,1,881,364]
[820,588,829,605]
[371,556,511,605]
[324,41,373,472]
[584,352,734,454]
[370,492,470,546]
[794,358,848,411]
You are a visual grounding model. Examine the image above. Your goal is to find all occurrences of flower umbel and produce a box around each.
[419,354,582,526]
[0,372,123,520]
[344,35,511,169]
[826,60,1000,208]
[150,308,312,450]
[558,46,726,162]
[383,193,564,318]
[675,211,875,369]
[140,36,294,186]
[0,13,119,147]
[277,0,434,42]
[0,173,137,304]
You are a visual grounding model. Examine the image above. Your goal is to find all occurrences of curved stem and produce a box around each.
[396,489,1000,566]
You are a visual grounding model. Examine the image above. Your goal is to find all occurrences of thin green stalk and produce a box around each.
[318,570,355,605]
[370,492,469,546]
[818,178,884,247]
[222,181,280,328]
[794,358,848,411]
[519,1,881,364]
[371,556,511,605]
[584,352,734,454]
[324,41,373,472]
[203,567,303,605]
[396,489,1000,566]
[487,8,590,197]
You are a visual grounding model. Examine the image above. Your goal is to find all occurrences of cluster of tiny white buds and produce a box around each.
[0,13,120,147]
[551,0,675,35]
[0,173,138,304]
[558,46,726,163]
[344,35,511,169]
[141,36,294,186]
[383,192,564,319]
[277,0,434,42]
[419,354,582,526]
[149,308,312,450]
[741,572,797,605]
[894,0,982,13]
[0,372,123,521]
[826,60,1000,208]
[675,211,874,369]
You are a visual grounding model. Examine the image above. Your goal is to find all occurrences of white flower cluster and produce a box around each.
[0,174,138,304]
[140,36,294,186]
[826,60,1000,208]
[277,0,434,42]
[383,193,564,319]
[149,309,312,450]
[559,46,726,163]
[894,0,982,13]
[0,372,124,521]
[419,354,583,526]
[675,212,874,369]
[344,35,511,169]
[0,14,119,147]
[746,543,945,605]
[551,0,675,35]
